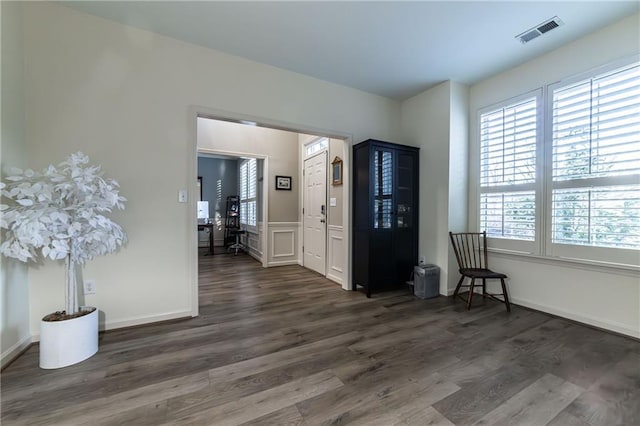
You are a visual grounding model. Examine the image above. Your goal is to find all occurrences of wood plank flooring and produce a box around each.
[2,251,639,425]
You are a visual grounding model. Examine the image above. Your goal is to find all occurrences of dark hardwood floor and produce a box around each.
[2,251,639,425]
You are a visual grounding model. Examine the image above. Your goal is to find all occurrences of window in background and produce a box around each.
[305,137,328,157]
[239,158,257,227]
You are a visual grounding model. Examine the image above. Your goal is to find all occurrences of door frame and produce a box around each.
[197,148,268,265]
[189,106,353,317]
[302,148,329,276]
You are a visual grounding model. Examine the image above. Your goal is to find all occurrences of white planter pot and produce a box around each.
[39,307,99,369]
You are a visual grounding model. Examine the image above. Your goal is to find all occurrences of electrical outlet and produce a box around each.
[83,279,96,295]
[419,256,425,265]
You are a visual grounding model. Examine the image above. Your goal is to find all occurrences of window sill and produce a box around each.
[487,247,640,277]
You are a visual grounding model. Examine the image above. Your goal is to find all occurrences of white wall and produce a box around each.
[198,118,300,222]
[22,2,400,336]
[468,13,640,337]
[447,82,470,290]
[1,1,31,367]
[402,81,467,295]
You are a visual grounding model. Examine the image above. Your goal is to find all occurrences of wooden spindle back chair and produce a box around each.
[449,231,511,312]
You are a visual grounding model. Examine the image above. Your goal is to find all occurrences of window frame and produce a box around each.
[544,58,640,266]
[476,89,544,255]
[475,56,640,269]
[239,158,257,231]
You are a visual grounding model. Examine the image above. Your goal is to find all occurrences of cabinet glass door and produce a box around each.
[373,149,393,229]
[395,152,414,229]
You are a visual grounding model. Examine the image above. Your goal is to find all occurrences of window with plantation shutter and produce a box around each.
[549,62,640,255]
[475,58,640,267]
[479,93,540,244]
[239,158,257,227]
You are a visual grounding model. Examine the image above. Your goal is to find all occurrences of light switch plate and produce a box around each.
[178,189,188,203]
[329,197,337,207]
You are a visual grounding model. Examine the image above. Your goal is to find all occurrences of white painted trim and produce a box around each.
[271,230,296,257]
[444,284,639,338]
[268,260,301,267]
[1,334,32,369]
[189,107,199,318]
[342,137,353,291]
[326,274,343,285]
[195,141,271,270]
[298,221,304,266]
[488,248,640,277]
[268,221,300,227]
[30,310,194,342]
[101,310,195,333]
[244,223,263,262]
[327,225,345,285]
[330,265,343,273]
[510,296,640,339]
[191,105,354,294]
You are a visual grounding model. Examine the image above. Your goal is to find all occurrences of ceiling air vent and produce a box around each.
[516,16,564,44]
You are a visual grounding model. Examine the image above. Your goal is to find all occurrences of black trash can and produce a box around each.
[414,264,440,299]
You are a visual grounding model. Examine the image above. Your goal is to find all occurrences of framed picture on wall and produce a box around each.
[275,175,292,190]
[331,156,343,185]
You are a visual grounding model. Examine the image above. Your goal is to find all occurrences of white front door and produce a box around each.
[303,151,327,275]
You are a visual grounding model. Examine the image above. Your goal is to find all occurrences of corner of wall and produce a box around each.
[1,0,33,367]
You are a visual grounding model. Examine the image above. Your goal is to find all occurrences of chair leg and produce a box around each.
[482,278,486,299]
[453,275,465,298]
[500,278,511,312]
[466,278,475,310]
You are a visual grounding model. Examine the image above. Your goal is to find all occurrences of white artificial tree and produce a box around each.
[1,152,126,316]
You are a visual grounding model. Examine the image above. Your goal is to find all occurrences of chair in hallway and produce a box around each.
[228,229,246,255]
[449,231,511,312]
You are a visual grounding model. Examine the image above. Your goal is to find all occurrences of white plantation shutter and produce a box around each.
[480,100,537,187]
[479,93,540,242]
[239,161,248,225]
[247,159,257,226]
[239,159,257,227]
[550,62,640,252]
[480,191,536,240]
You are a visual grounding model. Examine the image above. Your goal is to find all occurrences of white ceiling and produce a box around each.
[61,1,639,100]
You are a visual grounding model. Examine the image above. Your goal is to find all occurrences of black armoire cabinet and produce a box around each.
[352,139,419,297]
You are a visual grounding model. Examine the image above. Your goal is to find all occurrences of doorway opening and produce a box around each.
[190,110,352,316]
[197,151,265,261]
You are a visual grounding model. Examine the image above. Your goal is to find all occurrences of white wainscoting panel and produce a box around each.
[243,222,263,262]
[268,222,299,266]
[327,225,344,285]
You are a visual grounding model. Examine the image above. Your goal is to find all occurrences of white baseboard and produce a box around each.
[326,273,343,285]
[30,310,194,342]
[102,310,194,331]
[268,260,300,267]
[1,334,32,369]
[247,248,262,263]
[510,296,640,339]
